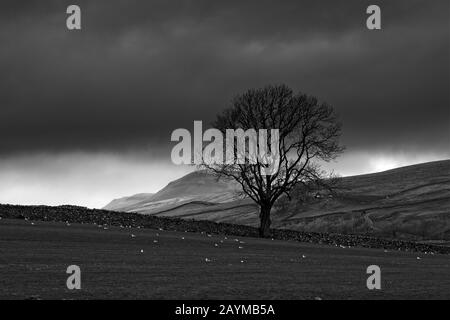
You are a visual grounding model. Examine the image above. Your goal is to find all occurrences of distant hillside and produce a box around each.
[104,193,155,211]
[104,160,450,241]
[104,170,242,214]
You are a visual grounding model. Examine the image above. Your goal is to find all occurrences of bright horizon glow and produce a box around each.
[327,151,450,177]
[0,151,448,209]
[369,157,400,173]
[0,152,193,209]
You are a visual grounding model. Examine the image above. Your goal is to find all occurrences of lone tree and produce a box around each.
[202,84,343,237]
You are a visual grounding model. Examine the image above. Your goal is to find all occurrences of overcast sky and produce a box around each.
[0,0,448,208]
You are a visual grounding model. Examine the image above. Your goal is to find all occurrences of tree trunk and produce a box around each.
[259,205,272,238]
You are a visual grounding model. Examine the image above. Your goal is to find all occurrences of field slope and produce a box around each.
[0,219,449,300]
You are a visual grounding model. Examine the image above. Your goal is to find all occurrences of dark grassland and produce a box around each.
[0,217,449,299]
[0,204,448,254]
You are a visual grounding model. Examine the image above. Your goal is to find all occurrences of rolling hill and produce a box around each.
[103,193,155,211]
[104,170,242,214]
[104,160,450,241]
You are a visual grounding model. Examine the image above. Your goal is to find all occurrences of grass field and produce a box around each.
[0,218,449,300]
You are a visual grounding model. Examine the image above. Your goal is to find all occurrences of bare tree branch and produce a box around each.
[201,84,344,237]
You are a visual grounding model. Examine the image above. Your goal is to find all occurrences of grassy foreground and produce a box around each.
[0,218,449,300]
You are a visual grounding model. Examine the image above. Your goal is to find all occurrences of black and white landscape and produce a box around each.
[0,0,449,301]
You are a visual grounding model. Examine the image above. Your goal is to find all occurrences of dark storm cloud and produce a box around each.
[0,0,448,155]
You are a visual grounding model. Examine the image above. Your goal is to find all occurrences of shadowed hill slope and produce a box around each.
[104,160,450,241]
[104,170,242,214]
[104,193,155,211]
